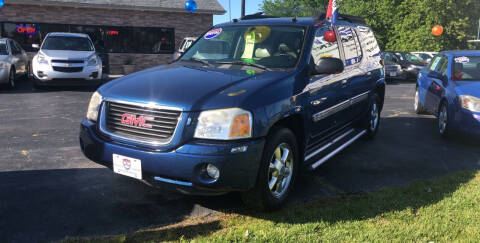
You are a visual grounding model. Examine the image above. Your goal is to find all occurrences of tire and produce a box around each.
[363,93,381,139]
[438,101,451,138]
[241,127,299,211]
[414,87,426,114]
[8,67,15,89]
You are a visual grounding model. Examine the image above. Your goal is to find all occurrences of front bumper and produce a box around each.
[452,109,480,137]
[79,119,265,194]
[33,63,102,84]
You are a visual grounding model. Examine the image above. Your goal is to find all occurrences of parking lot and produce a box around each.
[0,78,479,243]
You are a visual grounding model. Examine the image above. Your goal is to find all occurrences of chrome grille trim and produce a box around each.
[99,98,182,146]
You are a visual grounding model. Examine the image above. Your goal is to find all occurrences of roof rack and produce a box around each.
[240,12,281,20]
[314,12,366,25]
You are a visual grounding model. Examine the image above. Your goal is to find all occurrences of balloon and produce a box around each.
[324,30,336,43]
[0,0,4,8]
[432,25,443,36]
[185,0,197,13]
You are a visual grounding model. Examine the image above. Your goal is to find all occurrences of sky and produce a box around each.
[213,0,264,25]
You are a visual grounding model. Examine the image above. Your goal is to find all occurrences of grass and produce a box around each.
[65,170,480,242]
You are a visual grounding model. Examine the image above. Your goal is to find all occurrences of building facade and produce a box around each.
[0,0,225,74]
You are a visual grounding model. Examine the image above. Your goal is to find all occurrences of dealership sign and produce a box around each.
[16,25,38,35]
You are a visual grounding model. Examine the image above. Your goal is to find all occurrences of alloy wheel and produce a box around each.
[439,104,448,134]
[370,101,379,131]
[414,90,419,111]
[9,69,15,88]
[268,143,293,198]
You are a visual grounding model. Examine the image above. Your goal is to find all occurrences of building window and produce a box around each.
[0,22,175,54]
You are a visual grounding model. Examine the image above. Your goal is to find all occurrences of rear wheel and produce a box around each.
[363,94,380,139]
[241,127,299,211]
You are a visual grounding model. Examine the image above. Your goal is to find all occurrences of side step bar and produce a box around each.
[311,130,367,169]
[305,128,355,161]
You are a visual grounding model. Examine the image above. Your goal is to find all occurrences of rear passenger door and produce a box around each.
[338,26,372,122]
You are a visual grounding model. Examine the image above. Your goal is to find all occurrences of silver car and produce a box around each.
[32,32,103,87]
[0,38,29,88]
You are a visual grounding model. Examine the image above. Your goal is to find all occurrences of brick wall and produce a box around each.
[0,4,213,74]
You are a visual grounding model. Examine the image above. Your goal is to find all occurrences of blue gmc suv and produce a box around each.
[80,13,385,210]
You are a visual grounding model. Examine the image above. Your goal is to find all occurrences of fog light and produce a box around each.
[206,164,219,180]
[37,71,45,78]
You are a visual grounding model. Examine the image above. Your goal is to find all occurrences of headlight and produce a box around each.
[460,95,480,112]
[194,108,252,140]
[87,56,98,66]
[37,53,49,65]
[86,91,103,121]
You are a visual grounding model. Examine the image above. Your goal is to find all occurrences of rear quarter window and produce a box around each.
[355,26,380,59]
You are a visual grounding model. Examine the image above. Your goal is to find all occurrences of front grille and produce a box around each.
[53,66,83,73]
[52,59,84,64]
[105,101,181,143]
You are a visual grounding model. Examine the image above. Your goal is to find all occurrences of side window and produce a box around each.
[311,27,340,66]
[338,26,361,66]
[428,56,442,71]
[9,41,20,55]
[13,41,23,53]
[436,56,448,75]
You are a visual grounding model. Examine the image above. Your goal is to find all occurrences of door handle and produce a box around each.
[341,79,348,87]
[311,97,327,106]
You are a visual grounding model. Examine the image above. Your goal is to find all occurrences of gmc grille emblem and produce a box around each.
[121,114,154,129]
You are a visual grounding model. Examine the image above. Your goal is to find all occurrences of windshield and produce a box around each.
[181,25,306,69]
[0,43,7,55]
[42,36,94,51]
[453,56,480,81]
[397,53,425,64]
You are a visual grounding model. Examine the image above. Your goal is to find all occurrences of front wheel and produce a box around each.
[438,102,451,138]
[241,127,299,211]
[8,68,15,89]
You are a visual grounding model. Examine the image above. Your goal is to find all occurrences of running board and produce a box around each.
[311,130,367,169]
[305,128,355,161]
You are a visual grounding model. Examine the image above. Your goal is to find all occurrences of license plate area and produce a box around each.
[113,154,142,180]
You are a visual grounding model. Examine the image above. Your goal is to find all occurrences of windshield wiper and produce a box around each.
[183,57,212,67]
[215,61,271,71]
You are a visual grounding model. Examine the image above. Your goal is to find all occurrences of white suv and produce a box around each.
[32,32,102,87]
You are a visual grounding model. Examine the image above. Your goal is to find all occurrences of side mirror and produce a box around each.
[312,57,344,75]
[32,44,40,49]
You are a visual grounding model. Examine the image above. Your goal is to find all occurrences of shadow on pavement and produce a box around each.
[0,78,101,94]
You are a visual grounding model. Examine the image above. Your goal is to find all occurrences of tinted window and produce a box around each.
[42,36,94,51]
[0,43,7,55]
[428,56,442,71]
[311,27,340,65]
[1,22,175,54]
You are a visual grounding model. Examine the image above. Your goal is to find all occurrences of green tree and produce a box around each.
[261,0,480,51]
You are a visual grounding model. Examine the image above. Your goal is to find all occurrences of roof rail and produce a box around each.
[314,12,366,25]
[240,12,281,20]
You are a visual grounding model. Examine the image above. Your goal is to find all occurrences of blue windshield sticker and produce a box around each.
[204,28,222,39]
[455,56,470,63]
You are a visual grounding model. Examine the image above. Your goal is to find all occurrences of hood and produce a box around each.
[99,64,293,111]
[455,81,480,97]
[40,50,95,60]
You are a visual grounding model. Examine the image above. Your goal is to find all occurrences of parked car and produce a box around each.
[383,51,427,79]
[382,59,404,80]
[31,32,103,87]
[415,51,480,138]
[0,38,29,88]
[412,52,437,63]
[80,14,385,210]
[172,37,197,60]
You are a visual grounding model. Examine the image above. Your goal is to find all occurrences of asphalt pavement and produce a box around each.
[0,78,479,243]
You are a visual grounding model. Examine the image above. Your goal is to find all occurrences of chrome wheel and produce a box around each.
[268,143,293,198]
[439,104,448,135]
[370,101,379,131]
